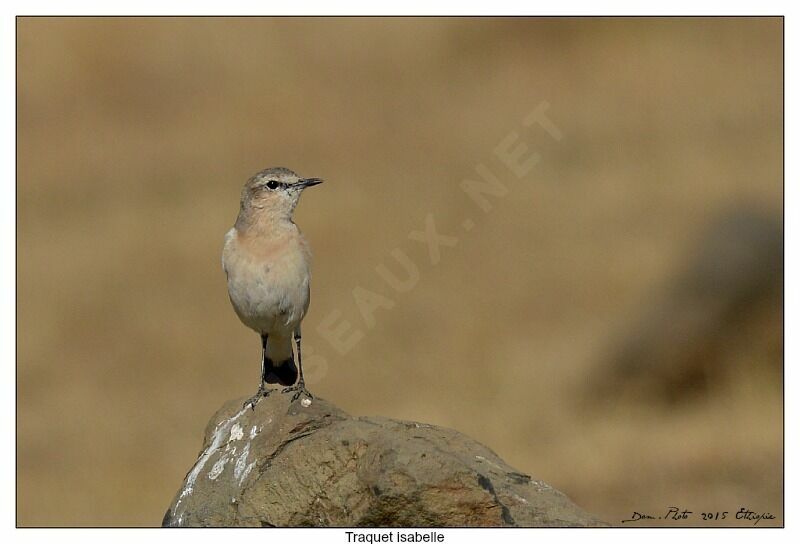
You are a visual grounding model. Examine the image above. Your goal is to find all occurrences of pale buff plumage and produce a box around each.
[223,224,311,362]
[222,167,322,404]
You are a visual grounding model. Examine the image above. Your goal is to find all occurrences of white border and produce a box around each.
[3,3,793,543]
[0,1,790,16]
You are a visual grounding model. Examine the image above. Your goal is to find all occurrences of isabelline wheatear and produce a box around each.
[222,167,322,408]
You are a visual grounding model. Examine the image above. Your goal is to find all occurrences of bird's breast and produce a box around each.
[222,228,311,332]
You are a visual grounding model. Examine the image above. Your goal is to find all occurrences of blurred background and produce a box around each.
[17,17,782,527]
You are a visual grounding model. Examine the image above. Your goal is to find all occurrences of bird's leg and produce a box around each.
[282,327,313,401]
[243,334,271,410]
[295,329,312,399]
[260,334,269,383]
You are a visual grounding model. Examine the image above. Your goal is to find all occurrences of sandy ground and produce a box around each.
[17,17,782,526]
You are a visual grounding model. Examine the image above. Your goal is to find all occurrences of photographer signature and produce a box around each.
[621,506,776,525]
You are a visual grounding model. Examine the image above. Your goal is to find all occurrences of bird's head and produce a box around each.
[238,167,323,225]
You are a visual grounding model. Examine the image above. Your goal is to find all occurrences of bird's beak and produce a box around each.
[300,178,323,188]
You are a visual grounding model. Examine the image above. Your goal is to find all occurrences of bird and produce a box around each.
[222,167,323,408]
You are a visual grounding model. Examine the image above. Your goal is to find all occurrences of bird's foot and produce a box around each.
[243,384,271,411]
[281,381,313,403]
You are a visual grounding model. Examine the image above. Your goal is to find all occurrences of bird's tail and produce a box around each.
[263,334,298,386]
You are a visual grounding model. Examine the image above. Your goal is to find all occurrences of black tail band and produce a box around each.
[263,356,298,386]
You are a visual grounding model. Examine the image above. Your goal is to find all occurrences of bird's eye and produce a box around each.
[266,180,280,190]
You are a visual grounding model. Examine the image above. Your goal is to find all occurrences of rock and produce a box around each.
[163,394,606,527]
[587,206,782,404]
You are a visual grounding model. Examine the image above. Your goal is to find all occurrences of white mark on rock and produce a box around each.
[250,425,258,439]
[234,442,251,482]
[240,461,256,483]
[208,454,229,480]
[301,398,312,407]
[181,407,249,498]
[475,455,504,471]
[512,494,529,504]
[174,486,193,510]
[529,480,553,491]
[230,423,244,442]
